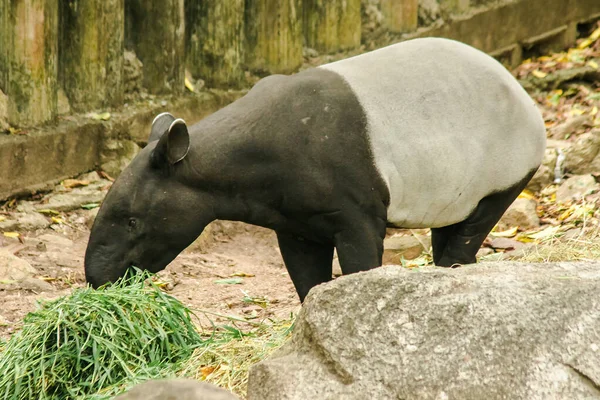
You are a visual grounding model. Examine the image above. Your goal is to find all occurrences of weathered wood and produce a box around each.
[60,0,124,112]
[303,0,361,54]
[380,0,418,33]
[244,0,303,75]
[185,0,245,89]
[0,0,58,127]
[125,0,185,94]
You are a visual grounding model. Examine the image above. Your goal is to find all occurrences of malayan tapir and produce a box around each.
[85,38,546,302]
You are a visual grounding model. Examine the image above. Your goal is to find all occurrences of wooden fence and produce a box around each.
[1,0,423,128]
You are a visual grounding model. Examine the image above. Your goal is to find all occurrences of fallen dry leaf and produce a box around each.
[490,227,518,238]
[62,179,90,189]
[230,272,255,278]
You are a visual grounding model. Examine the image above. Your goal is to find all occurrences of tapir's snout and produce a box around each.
[84,240,131,289]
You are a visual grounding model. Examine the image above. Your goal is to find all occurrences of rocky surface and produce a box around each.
[248,262,600,399]
[556,174,600,203]
[114,379,239,400]
[497,197,540,231]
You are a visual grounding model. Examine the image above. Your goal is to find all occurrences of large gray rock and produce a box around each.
[248,262,600,399]
[114,379,239,400]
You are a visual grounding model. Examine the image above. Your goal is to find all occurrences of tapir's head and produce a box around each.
[84,113,215,288]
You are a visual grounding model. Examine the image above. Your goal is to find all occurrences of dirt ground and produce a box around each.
[0,186,304,339]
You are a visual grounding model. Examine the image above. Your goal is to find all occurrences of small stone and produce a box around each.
[498,198,540,231]
[0,249,37,281]
[332,257,342,277]
[114,379,239,400]
[14,277,55,292]
[476,247,494,258]
[418,0,441,26]
[489,237,525,251]
[556,175,600,203]
[302,47,319,58]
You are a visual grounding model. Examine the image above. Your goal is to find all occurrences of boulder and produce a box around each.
[248,262,600,399]
[563,129,600,175]
[497,197,540,231]
[114,379,239,400]
[556,175,600,203]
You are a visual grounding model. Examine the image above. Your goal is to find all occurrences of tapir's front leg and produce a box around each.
[334,215,386,275]
[276,232,334,302]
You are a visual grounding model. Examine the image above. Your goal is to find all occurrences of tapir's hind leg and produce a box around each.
[276,232,334,302]
[435,169,537,267]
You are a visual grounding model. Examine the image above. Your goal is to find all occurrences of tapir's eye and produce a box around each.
[128,218,137,230]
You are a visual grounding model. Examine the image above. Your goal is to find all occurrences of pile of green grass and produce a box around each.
[0,271,202,399]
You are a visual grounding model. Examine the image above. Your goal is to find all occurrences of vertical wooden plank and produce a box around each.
[60,0,124,112]
[380,0,418,33]
[185,0,245,89]
[1,0,58,127]
[125,0,185,94]
[244,0,303,75]
[303,0,361,53]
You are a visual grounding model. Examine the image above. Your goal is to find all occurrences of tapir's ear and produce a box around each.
[149,112,176,143]
[151,118,190,167]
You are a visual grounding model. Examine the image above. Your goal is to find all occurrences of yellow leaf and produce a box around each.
[531,70,547,79]
[571,108,585,116]
[490,227,518,238]
[37,209,60,215]
[518,189,535,200]
[230,272,256,278]
[201,366,216,378]
[51,216,63,224]
[538,56,553,62]
[62,179,90,188]
[185,77,195,92]
[3,232,20,238]
[578,38,593,49]
[592,106,598,116]
[590,26,600,42]
[0,216,5,222]
[558,207,574,221]
[588,60,599,70]
[91,112,111,121]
